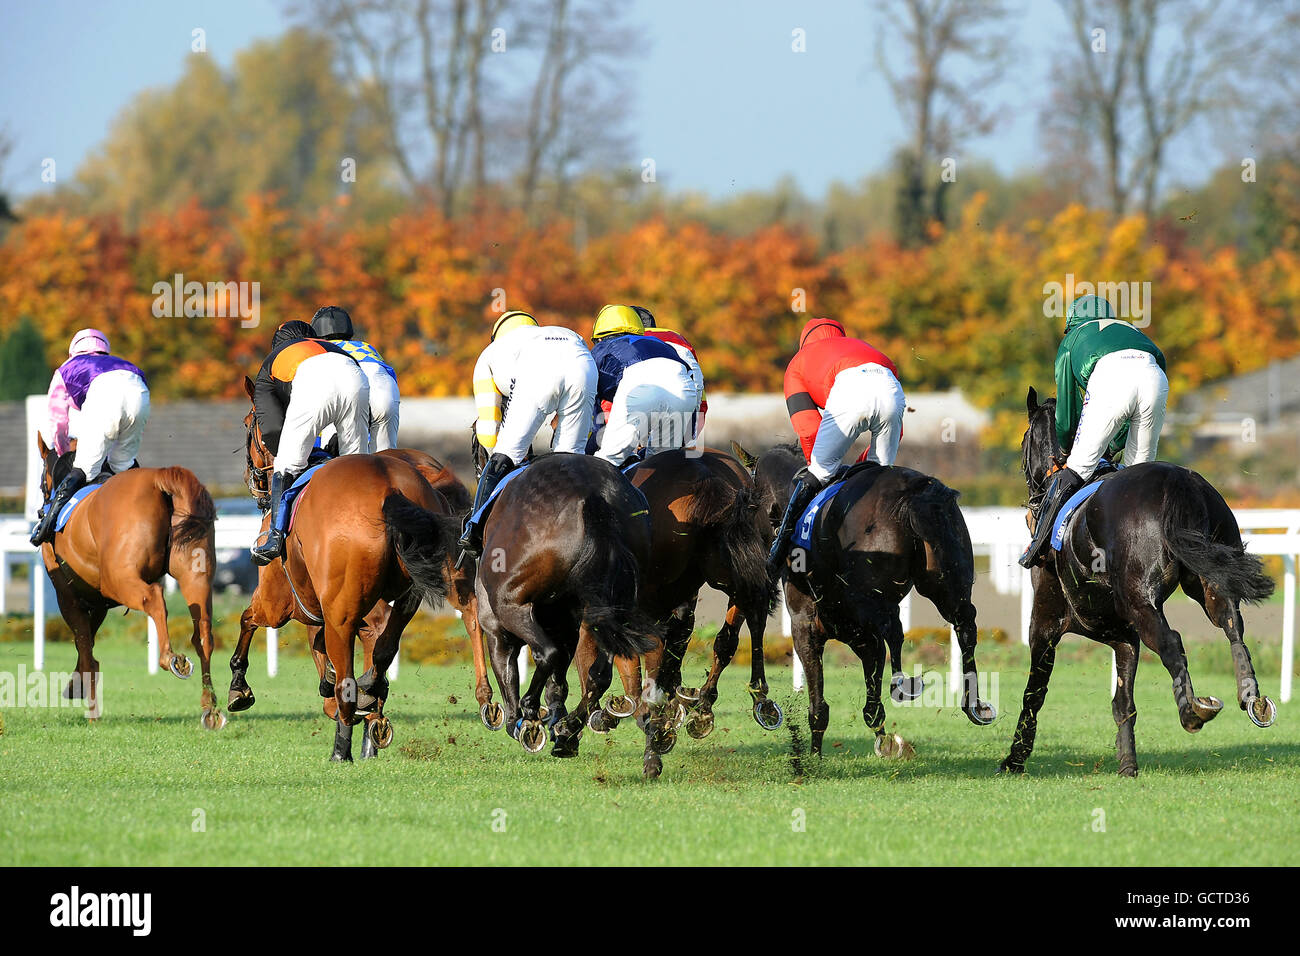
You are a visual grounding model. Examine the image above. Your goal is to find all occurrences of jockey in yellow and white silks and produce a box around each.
[311,305,400,452]
[456,310,598,558]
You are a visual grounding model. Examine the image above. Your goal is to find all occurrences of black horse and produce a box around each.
[471,450,659,756]
[738,442,996,757]
[1008,388,1276,776]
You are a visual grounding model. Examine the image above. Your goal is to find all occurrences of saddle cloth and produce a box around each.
[54,484,103,533]
[1050,480,1104,551]
[275,461,329,534]
[789,460,885,554]
[467,462,532,527]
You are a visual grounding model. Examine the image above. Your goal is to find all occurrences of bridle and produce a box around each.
[245,418,273,509]
[1022,406,1063,522]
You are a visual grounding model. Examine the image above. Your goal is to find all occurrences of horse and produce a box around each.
[1007,388,1276,775]
[228,437,498,734]
[470,450,659,760]
[736,441,997,758]
[34,435,221,727]
[241,397,457,761]
[567,448,779,773]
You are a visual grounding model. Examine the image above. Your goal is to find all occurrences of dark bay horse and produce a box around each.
[35,436,220,726]
[243,408,457,760]
[569,448,778,773]
[1008,388,1276,776]
[738,441,996,758]
[472,452,658,759]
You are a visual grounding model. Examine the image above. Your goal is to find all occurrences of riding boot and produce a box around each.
[250,472,289,566]
[766,468,824,577]
[30,468,87,546]
[1019,467,1085,568]
[457,453,515,559]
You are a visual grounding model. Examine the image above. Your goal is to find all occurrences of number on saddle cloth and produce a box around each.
[54,484,103,534]
[791,480,846,555]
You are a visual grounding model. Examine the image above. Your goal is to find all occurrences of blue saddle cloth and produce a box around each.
[467,462,531,527]
[274,461,330,534]
[1050,480,1104,551]
[791,480,847,554]
[55,484,103,533]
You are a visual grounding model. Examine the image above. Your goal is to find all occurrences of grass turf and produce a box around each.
[0,610,1296,866]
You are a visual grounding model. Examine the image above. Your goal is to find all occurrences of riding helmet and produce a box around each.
[68,328,110,356]
[272,320,317,349]
[311,305,354,340]
[592,304,645,339]
[491,310,538,341]
[798,317,846,349]
[631,306,656,329]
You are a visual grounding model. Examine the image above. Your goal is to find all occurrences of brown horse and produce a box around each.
[34,436,220,727]
[241,405,457,760]
[229,442,496,739]
[568,449,778,774]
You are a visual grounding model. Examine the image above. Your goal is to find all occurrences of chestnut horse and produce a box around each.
[242,408,456,760]
[472,452,658,759]
[738,441,996,758]
[567,449,778,774]
[34,436,220,726]
[1010,388,1276,775]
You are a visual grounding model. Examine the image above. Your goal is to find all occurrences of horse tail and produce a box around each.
[153,467,216,552]
[683,474,778,615]
[896,474,973,585]
[1163,471,1274,605]
[573,495,658,660]
[382,494,455,610]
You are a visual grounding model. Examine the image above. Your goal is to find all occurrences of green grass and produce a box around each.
[0,615,1297,866]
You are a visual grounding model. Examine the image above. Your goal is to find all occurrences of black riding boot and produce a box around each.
[766,468,824,577]
[250,472,288,566]
[30,468,87,546]
[457,453,515,559]
[1019,467,1085,568]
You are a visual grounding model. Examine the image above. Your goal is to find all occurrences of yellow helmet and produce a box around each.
[592,304,644,340]
[491,310,538,341]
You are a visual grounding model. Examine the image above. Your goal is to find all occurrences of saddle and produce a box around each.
[791,460,885,556]
[273,449,335,536]
[54,484,104,534]
[1047,460,1122,552]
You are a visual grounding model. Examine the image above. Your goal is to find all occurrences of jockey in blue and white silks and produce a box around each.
[311,305,401,452]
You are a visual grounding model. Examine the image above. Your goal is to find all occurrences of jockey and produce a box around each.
[249,320,370,565]
[588,304,701,465]
[1020,293,1169,567]
[29,329,151,546]
[767,317,905,573]
[632,305,708,439]
[310,305,401,452]
[457,311,598,558]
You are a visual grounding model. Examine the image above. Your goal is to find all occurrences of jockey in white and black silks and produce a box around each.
[457,310,599,559]
[249,320,370,566]
[30,328,152,546]
[310,305,401,452]
[1020,293,1169,567]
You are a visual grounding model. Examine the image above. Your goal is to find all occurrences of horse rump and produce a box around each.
[1162,472,1274,605]
[893,473,971,578]
[573,496,658,660]
[683,473,778,615]
[382,493,456,609]
[153,467,217,551]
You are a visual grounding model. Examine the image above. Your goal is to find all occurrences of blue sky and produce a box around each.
[0,0,1091,200]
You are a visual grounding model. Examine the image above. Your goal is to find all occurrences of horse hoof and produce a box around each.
[1185,695,1224,730]
[1249,696,1277,729]
[329,751,353,763]
[650,723,677,755]
[369,715,394,749]
[169,655,192,680]
[890,673,924,702]
[200,708,227,731]
[318,676,334,698]
[965,700,997,726]
[674,702,688,729]
[588,709,617,734]
[480,701,505,731]
[752,698,784,731]
[643,753,663,779]
[1118,765,1139,778]
[874,732,914,760]
[605,695,636,719]
[227,689,255,712]
[519,720,547,754]
[685,709,714,739]
[551,732,581,758]
[675,686,701,704]
[996,759,1024,775]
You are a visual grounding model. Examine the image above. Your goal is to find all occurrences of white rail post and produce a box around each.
[949,626,961,693]
[33,557,45,671]
[1110,651,1118,699]
[1020,568,1033,646]
[147,618,159,674]
[1282,555,1295,704]
[784,596,804,692]
[267,627,278,677]
[899,590,912,632]
[0,556,9,616]
[387,652,399,680]
[518,646,529,686]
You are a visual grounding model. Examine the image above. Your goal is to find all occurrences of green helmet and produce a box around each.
[1065,294,1114,333]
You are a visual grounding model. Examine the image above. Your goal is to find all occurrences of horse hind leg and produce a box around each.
[54,584,106,719]
[1111,640,1140,777]
[1132,603,1222,733]
[172,553,223,729]
[130,580,191,680]
[1196,579,1276,728]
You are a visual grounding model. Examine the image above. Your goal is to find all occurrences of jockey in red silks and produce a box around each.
[767,317,906,575]
[30,329,151,546]
[631,305,708,442]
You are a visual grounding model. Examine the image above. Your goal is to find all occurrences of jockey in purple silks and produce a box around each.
[30,328,151,545]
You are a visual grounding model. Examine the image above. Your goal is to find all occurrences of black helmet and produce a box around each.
[631,305,656,329]
[273,320,316,349]
[311,305,354,340]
